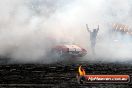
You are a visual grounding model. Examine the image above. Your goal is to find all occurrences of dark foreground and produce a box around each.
[0,61,132,88]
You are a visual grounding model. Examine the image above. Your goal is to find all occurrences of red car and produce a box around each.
[52,44,87,59]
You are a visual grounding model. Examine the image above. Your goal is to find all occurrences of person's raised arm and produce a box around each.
[97,25,99,32]
[86,24,91,32]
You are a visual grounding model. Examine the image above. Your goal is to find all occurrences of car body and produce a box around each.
[52,44,87,58]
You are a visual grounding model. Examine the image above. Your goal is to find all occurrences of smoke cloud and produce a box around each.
[0,0,132,63]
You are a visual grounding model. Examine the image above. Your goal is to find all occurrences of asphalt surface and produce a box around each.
[0,61,132,88]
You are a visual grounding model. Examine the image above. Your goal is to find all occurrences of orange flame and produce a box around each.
[78,65,86,76]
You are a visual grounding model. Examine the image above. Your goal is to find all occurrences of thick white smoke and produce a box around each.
[0,0,132,63]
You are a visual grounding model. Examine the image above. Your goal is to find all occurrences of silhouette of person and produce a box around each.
[86,24,99,54]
